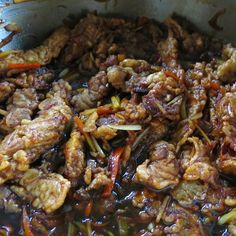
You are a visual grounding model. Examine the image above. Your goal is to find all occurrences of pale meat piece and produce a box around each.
[217,44,236,81]
[0,88,40,131]
[0,81,15,103]
[0,80,72,185]
[11,168,70,213]
[180,137,219,186]
[0,26,70,75]
[135,141,179,190]
[64,128,85,186]
[71,71,109,112]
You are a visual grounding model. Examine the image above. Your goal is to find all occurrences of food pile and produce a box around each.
[0,13,236,236]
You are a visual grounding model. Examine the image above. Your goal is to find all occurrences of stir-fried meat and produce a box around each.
[64,128,85,186]
[11,168,70,213]
[71,71,109,111]
[86,168,111,191]
[7,67,54,90]
[0,81,15,103]
[0,26,70,75]
[142,71,184,120]
[0,81,72,184]
[135,141,179,190]
[162,202,203,235]
[171,180,208,209]
[0,185,21,213]
[217,44,236,81]
[0,88,40,131]
[180,137,219,186]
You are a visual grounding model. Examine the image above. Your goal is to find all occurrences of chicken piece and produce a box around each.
[162,202,203,235]
[7,67,54,90]
[135,141,179,190]
[11,168,70,213]
[0,88,40,131]
[211,87,236,175]
[71,71,109,112]
[217,44,236,82]
[64,128,85,186]
[157,33,178,67]
[171,180,208,209]
[0,81,72,185]
[142,71,184,120]
[0,81,15,103]
[0,26,70,75]
[180,137,219,186]
[86,169,111,191]
[92,125,118,141]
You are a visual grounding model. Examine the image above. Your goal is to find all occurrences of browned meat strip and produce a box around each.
[71,71,109,112]
[0,88,40,132]
[7,67,54,90]
[0,80,72,185]
[64,128,85,186]
[11,168,70,213]
[142,71,184,120]
[180,137,219,186]
[0,81,15,103]
[135,141,179,190]
[0,26,70,75]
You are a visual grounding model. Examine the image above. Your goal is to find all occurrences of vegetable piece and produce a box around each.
[164,70,179,80]
[218,209,236,225]
[111,96,120,109]
[67,223,77,236]
[103,147,125,197]
[0,108,7,116]
[8,63,41,70]
[0,50,19,58]
[105,230,115,236]
[85,200,93,218]
[196,124,211,144]
[74,116,96,152]
[97,105,114,116]
[117,216,130,236]
[108,124,142,131]
[86,221,92,236]
[211,82,220,90]
[91,136,106,158]
[22,208,34,236]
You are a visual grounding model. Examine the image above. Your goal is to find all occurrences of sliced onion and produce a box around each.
[107,124,142,131]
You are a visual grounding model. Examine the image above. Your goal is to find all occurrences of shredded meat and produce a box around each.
[217,44,236,81]
[0,81,72,184]
[7,67,54,90]
[64,128,85,186]
[11,168,70,213]
[0,26,70,75]
[142,71,184,120]
[180,137,219,186]
[71,71,109,111]
[135,141,179,190]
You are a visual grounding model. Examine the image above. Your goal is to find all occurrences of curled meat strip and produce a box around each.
[11,168,70,213]
[0,26,70,75]
[180,137,219,186]
[64,128,85,186]
[71,71,109,112]
[0,80,72,184]
[135,141,179,190]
